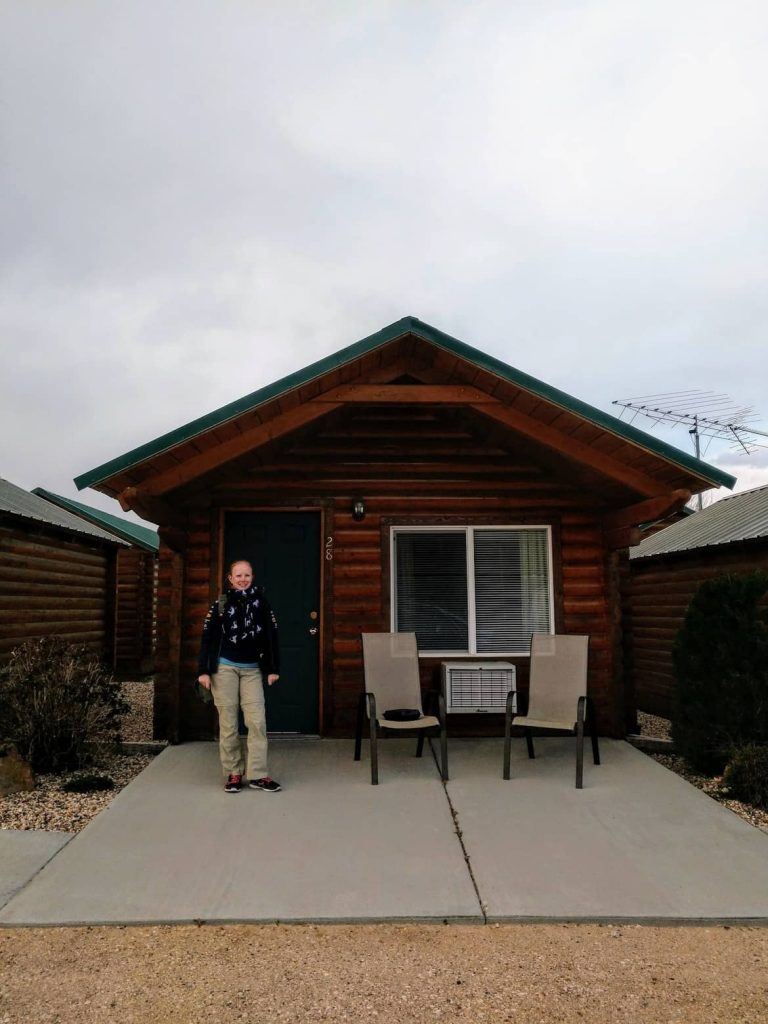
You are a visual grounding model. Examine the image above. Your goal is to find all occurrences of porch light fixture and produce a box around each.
[352,498,366,521]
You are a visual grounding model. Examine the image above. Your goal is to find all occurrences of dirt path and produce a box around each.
[1,923,766,1023]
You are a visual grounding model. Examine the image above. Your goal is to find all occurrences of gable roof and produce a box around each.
[0,478,127,546]
[631,484,768,560]
[32,488,159,552]
[74,316,736,493]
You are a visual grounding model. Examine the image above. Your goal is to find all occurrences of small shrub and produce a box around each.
[0,638,129,773]
[671,572,768,774]
[61,771,115,793]
[723,745,768,810]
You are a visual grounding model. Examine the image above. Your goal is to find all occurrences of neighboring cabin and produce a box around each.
[33,489,159,678]
[627,484,768,718]
[73,317,734,742]
[0,479,158,676]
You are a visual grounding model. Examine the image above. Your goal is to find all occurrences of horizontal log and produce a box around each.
[0,568,108,591]
[332,565,381,579]
[332,529,381,545]
[0,547,107,576]
[333,583,382,599]
[561,565,604,581]
[0,595,103,610]
[0,622,106,640]
[0,607,106,624]
[0,534,109,566]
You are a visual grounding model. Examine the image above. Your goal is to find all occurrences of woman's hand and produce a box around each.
[267,674,279,686]
[198,674,212,690]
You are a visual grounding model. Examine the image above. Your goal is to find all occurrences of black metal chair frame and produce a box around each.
[354,688,448,785]
[503,692,600,789]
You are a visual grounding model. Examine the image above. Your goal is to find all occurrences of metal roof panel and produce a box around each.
[0,478,128,545]
[631,484,768,559]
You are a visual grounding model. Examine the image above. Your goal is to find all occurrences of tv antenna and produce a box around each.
[612,390,768,511]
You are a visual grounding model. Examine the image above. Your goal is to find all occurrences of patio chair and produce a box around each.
[354,632,448,785]
[503,633,599,789]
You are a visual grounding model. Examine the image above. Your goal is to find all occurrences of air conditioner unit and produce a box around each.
[441,661,517,714]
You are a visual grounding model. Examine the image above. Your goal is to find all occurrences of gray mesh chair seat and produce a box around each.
[503,633,600,789]
[354,632,448,785]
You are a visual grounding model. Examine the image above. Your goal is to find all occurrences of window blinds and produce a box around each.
[394,527,551,654]
[395,532,469,650]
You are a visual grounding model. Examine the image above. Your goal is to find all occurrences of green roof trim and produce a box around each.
[33,488,159,552]
[75,316,736,492]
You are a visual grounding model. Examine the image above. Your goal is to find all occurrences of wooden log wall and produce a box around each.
[627,539,768,717]
[114,548,157,677]
[0,520,113,664]
[161,404,630,740]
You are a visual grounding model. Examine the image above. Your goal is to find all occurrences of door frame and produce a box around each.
[212,503,330,734]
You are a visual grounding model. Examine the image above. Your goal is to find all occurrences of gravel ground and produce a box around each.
[636,711,672,740]
[118,680,154,743]
[1,922,767,1023]
[635,712,768,835]
[0,681,156,834]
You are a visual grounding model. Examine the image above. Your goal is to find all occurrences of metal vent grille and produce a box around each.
[443,662,516,714]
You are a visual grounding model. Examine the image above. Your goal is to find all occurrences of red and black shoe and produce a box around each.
[249,776,282,793]
[224,774,242,793]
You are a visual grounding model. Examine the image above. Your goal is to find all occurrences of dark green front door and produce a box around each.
[225,511,320,733]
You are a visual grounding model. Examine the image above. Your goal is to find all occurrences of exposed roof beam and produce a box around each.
[469,403,667,498]
[118,487,186,529]
[603,490,691,531]
[313,384,500,404]
[143,401,344,496]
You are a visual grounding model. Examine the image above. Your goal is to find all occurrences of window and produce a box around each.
[392,526,553,655]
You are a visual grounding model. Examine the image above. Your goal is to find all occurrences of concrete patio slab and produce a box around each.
[0,829,72,910]
[0,740,481,926]
[446,738,768,922]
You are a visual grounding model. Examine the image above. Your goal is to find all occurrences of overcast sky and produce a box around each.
[2,0,767,524]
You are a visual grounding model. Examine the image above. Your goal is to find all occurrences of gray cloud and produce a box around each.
[2,0,767,521]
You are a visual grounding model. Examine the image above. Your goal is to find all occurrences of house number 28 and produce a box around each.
[325,536,334,561]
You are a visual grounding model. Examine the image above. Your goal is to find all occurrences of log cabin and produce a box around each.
[32,488,158,677]
[73,317,735,742]
[627,484,768,717]
[0,478,128,668]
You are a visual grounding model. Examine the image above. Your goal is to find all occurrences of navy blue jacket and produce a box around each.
[197,585,280,676]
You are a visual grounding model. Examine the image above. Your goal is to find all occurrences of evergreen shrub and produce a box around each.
[723,745,768,809]
[671,571,768,774]
[0,637,128,773]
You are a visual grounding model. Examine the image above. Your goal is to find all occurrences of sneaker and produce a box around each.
[224,774,242,793]
[249,776,282,793]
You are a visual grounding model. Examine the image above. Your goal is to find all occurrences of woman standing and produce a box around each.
[197,559,281,793]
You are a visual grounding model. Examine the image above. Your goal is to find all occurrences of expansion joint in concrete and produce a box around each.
[428,738,487,924]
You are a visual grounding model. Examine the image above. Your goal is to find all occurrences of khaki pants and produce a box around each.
[211,664,268,779]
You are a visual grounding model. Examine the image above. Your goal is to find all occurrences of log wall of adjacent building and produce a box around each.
[628,539,768,717]
[154,404,632,741]
[0,520,113,664]
[114,548,157,677]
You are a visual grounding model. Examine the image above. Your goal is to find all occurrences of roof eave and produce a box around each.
[75,315,736,494]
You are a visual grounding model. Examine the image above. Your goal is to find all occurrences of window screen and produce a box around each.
[395,532,468,650]
[393,526,552,654]
[474,529,551,652]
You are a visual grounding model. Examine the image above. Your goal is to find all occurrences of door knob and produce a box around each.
[309,626,318,635]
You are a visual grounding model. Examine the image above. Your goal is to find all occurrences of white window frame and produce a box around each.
[390,524,555,657]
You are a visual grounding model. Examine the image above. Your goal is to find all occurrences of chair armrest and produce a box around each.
[437,690,446,725]
[505,690,517,716]
[365,692,377,720]
[576,695,587,725]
